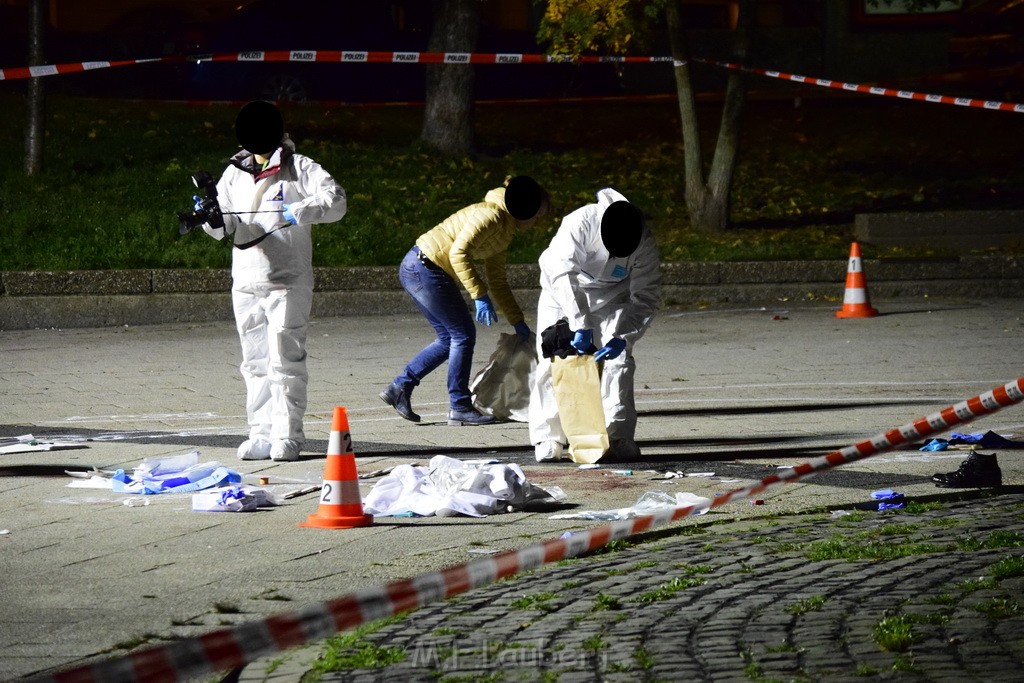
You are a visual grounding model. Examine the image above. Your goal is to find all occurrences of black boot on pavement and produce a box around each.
[380,381,420,422]
[447,405,495,426]
[933,451,1002,488]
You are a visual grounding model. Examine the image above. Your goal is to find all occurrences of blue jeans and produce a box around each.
[395,247,476,409]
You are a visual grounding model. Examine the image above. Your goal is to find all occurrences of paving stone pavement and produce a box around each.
[241,494,1024,683]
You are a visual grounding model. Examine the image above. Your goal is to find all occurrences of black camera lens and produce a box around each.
[191,172,216,193]
[179,171,220,236]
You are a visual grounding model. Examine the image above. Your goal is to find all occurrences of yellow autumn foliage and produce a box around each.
[540,0,657,58]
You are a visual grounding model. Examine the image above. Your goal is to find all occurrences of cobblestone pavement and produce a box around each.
[246,493,1024,683]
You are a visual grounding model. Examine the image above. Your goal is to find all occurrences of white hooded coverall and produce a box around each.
[203,141,347,445]
[528,188,662,448]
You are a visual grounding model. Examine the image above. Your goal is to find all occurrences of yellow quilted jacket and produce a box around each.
[415,187,524,325]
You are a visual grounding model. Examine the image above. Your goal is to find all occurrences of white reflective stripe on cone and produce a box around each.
[339,479,361,503]
[843,289,868,304]
[320,479,343,504]
[329,429,354,454]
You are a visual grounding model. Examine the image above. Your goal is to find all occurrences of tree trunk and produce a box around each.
[704,0,753,232]
[420,0,480,156]
[665,1,709,226]
[666,0,753,234]
[24,0,46,176]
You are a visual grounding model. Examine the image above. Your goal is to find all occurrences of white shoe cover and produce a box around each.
[270,439,301,462]
[237,438,272,461]
[534,441,564,463]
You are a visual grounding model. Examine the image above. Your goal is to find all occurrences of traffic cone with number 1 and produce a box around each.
[300,406,373,529]
[835,242,879,318]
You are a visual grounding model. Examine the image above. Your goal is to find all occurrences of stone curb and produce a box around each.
[2,256,1022,330]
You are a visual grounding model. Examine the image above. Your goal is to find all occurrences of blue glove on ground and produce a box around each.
[282,204,298,225]
[571,329,593,354]
[513,321,531,341]
[474,296,497,325]
[595,337,626,361]
[193,195,204,211]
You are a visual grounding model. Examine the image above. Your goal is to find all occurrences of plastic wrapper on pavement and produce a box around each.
[192,485,280,512]
[549,490,712,521]
[110,450,242,495]
[362,455,566,518]
[1,433,85,454]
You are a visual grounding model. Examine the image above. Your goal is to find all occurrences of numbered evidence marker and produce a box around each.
[300,407,372,529]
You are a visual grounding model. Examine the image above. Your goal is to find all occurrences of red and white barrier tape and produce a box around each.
[29,377,1024,683]
[0,57,166,81]
[198,51,673,65]
[3,50,1020,113]
[693,57,1024,113]
[0,50,670,81]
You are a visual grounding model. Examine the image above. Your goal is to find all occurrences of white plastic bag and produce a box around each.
[111,450,243,495]
[191,485,279,512]
[549,491,711,520]
[192,486,258,512]
[470,333,537,422]
[362,455,566,518]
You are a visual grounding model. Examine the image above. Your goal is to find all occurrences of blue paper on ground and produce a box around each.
[919,431,1024,451]
[858,488,905,511]
[111,450,242,495]
[949,431,1024,448]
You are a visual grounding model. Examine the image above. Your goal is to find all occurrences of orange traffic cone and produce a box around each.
[300,406,373,529]
[835,242,879,318]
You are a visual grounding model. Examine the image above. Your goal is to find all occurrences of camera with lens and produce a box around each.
[177,171,225,235]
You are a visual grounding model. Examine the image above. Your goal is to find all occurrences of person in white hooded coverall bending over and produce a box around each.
[528,188,661,462]
[201,100,347,462]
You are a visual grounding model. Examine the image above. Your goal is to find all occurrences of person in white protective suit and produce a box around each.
[201,100,347,462]
[528,188,661,462]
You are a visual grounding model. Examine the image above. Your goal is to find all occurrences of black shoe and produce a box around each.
[608,439,641,461]
[447,406,495,426]
[380,382,420,422]
[934,451,1002,488]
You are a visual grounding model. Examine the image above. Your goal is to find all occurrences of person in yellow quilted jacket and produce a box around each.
[380,176,549,426]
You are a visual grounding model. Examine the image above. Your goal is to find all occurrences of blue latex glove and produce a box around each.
[282,203,298,225]
[474,296,497,325]
[949,432,982,443]
[571,329,593,354]
[594,337,626,362]
[513,321,531,341]
[193,195,204,211]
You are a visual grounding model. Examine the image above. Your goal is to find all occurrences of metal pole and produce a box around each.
[24,0,46,175]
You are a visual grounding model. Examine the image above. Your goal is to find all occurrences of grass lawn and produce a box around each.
[0,91,1021,271]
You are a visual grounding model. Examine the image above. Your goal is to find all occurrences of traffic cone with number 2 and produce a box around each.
[835,242,879,318]
[300,406,373,529]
